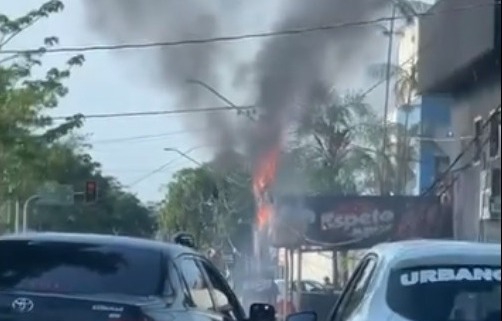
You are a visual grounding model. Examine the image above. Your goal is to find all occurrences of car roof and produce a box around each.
[0,232,198,258]
[371,239,501,268]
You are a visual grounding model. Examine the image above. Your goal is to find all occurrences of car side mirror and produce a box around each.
[249,303,275,321]
[286,311,317,321]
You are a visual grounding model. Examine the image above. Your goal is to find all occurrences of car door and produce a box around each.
[196,258,247,321]
[304,280,325,292]
[329,254,378,321]
[145,255,190,320]
[176,255,221,321]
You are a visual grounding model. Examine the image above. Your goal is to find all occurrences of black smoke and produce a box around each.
[82,0,390,157]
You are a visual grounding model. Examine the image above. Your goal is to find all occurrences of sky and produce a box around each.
[2,0,276,203]
[2,0,418,203]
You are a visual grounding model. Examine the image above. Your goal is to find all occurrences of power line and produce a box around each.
[90,128,207,144]
[89,125,469,146]
[421,105,501,197]
[125,146,204,187]
[125,161,176,188]
[50,28,438,123]
[51,105,254,121]
[0,2,497,56]
[45,2,498,122]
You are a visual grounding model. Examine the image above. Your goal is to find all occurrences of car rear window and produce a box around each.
[387,265,501,321]
[0,240,164,296]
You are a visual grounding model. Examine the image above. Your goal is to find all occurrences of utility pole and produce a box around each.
[381,4,397,194]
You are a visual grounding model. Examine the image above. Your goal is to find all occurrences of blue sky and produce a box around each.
[3,0,229,202]
[3,0,403,203]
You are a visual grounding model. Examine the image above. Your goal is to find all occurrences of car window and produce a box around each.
[387,265,501,321]
[333,256,377,321]
[163,259,177,299]
[197,259,245,321]
[0,240,163,296]
[178,257,214,311]
[304,281,324,292]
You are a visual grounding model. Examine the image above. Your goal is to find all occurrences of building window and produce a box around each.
[489,110,501,158]
[474,117,483,163]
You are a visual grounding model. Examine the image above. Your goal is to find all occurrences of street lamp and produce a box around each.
[186,79,255,120]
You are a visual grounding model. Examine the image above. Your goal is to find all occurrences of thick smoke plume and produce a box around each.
[83,0,390,157]
[251,0,390,157]
[83,0,249,149]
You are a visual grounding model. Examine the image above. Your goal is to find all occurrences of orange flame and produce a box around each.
[253,147,280,230]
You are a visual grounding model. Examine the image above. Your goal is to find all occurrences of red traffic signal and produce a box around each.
[85,180,98,203]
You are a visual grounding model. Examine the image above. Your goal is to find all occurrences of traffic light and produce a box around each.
[85,180,98,203]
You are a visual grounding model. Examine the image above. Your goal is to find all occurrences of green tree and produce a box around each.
[0,1,156,237]
[290,87,374,195]
[159,158,254,250]
[159,167,220,248]
[0,0,84,201]
[361,121,419,194]
[368,61,419,194]
[26,140,156,237]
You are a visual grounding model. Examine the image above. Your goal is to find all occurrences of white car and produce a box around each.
[287,240,501,321]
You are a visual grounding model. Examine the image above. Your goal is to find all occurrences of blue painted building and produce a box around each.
[397,95,453,195]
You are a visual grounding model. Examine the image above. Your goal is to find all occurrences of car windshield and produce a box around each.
[0,240,164,296]
[387,265,501,321]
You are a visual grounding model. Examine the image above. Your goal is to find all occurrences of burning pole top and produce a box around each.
[251,144,313,249]
[252,147,280,230]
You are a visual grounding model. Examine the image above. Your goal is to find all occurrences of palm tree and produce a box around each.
[361,120,420,195]
[290,86,375,195]
[368,59,419,193]
[370,0,431,193]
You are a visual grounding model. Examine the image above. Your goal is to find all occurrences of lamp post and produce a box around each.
[186,79,255,120]
[187,79,239,109]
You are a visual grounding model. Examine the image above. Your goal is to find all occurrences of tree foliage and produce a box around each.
[159,163,253,250]
[367,58,421,194]
[290,88,374,194]
[0,1,155,236]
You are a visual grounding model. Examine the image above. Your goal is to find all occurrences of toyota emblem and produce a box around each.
[11,297,34,313]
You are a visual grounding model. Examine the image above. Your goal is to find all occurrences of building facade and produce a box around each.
[418,0,501,242]
[396,19,454,195]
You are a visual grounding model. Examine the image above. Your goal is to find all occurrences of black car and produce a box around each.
[0,232,275,321]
